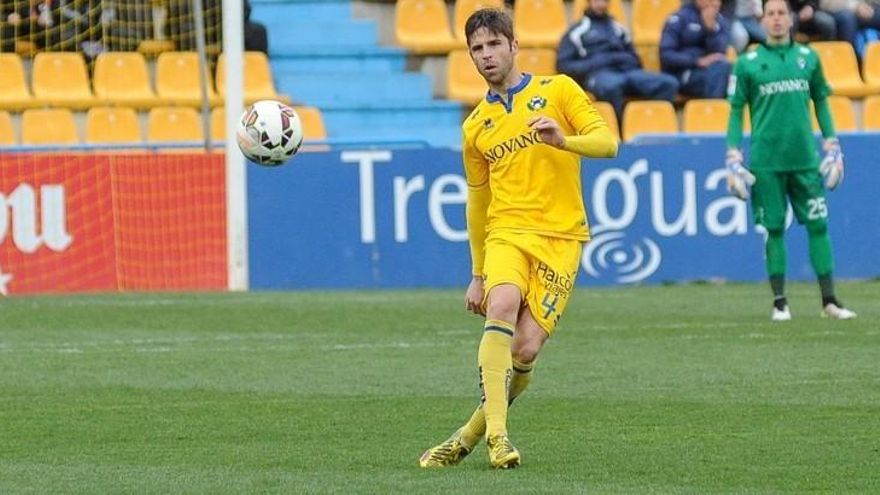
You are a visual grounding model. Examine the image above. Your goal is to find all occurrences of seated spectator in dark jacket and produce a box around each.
[244,0,268,54]
[790,0,838,40]
[557,0,679,119]
[660,0,732,98]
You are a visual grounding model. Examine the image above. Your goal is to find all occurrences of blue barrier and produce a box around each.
[248,134,879,288]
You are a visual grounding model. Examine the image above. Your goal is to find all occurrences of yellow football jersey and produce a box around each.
[462,73,607,241]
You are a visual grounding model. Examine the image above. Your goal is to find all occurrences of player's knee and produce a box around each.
[806,221,827,237]
[486,294,520,323]
[511,341,540,365]
[767,227,785,239]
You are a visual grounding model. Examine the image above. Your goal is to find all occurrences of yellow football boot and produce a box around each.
[418,428,472,468]
[486,434,521,469]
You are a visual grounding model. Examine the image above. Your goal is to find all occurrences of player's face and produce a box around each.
[762,0,792,39]
[588,0,609,16]
[468,27,518,86]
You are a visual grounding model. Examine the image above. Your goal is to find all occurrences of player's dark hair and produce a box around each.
[761,0,792,12]
[464,8,515,47]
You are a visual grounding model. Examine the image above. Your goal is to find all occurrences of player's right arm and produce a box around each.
[726,58,748,150]
[462,131,490,314]
[725,58,755,199]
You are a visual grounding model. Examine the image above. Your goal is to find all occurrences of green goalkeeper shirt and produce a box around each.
[726,41,835,171]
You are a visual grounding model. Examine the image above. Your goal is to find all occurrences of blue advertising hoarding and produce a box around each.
[247,135,879,289]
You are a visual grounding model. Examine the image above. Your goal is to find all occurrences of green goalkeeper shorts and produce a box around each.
[751,169,828,230]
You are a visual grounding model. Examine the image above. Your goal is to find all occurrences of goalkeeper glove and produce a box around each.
[725,148,756,200]
[820,137,844,190]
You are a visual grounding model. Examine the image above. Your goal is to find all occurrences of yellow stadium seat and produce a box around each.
[0,111,15,146]
[810,96,857,132]
[635,44,661,72]
[571,0,627,25]
[516,48,557,75]
[156,52,221,107]
[621,100,678,141]
[93,52,159,109]
[85,107,142,144]
[682,99,730,133]
[31,52,96,109]
[862,42,880,88]
[454,0,504,41]
[811,41,879,97]
[864,95,880,130]
[295,106,328,140]
[396,0,462,54]
[210,107,226,142]
[21,108,79,146]
[216,52,291,105]
[514,0,568,48]
[0,54,37,111]
[147,107,204,144]
[632,0,679,46]
[447,49,488,104]
[592,100,620,140]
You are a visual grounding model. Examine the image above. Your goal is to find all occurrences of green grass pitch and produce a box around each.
[1,281,879,493]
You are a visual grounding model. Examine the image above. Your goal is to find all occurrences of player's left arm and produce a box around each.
[810,54,844,189]
[528,75,618,158]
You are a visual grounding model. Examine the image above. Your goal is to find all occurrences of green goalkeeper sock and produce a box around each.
[765,228,787,281]
[807,223,834,279]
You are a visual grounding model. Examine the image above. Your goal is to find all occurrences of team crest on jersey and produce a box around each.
[527,96,547,111]
[483,118,494,130]
[797,57,806,70]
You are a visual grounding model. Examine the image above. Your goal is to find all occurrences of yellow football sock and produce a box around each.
[461,358,534,447]
[478,319,514,437]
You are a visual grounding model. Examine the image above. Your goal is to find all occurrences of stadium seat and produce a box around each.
[447,49,488,104]
[514,0,568,48]
[592,101,620,140]
[31,52,96,109]
[864,95,880,130]
[811,41,878,97]
[632,0,680,46]
[0,111,15,146]
[295,106,329,140]
[93,52,159,109]
[395,0,462,54]
[0,54,37,111]
[810,96,857,132]
[862,42,880,88]
[147,107,204,144]
[571,0,627,26]
[21,108,79,146]
[210,107,226,142]
[453,0,504,41]
[216,52,291,105]
[621,100,678,141]
[635,44,661,72]
[85,107,143,145]
[516,48,557,75]
[156,52,221,107]
[682,99,730,133]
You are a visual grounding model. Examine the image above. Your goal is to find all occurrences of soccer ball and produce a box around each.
[236,100,304,166]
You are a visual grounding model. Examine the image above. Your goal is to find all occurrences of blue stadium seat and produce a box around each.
[272,47,407,74]
[278,73,434,105]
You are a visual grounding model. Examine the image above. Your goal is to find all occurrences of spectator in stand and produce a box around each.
[1,0,57,50]
[790,0,837,40]
[244,0,268,54]
[730,0,766,51]
[556,0,679,119]
[818,0,859,44]
[660,0,732,98]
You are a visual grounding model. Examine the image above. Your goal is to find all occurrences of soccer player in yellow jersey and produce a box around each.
[418,8,618,469]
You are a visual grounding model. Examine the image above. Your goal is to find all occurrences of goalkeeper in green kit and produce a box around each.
[725,0,856,321]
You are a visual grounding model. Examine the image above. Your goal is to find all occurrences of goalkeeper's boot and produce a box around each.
[771,298,791,322]
[822,299,857,320]
[419,428,472,468]
[486,434,521,469]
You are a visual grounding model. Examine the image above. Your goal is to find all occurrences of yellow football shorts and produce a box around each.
[482,231,583,334]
